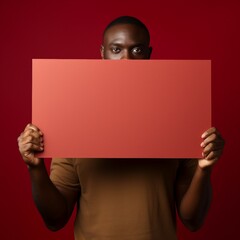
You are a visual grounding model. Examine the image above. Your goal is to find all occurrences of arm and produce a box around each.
[176,127,225,231]
[18,124,78,231]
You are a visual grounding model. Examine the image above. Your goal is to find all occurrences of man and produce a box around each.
[18,16,225,240]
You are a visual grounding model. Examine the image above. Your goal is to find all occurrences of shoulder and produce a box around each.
[176,159,198,184]
[178,159,198,170]
[51,158,95,174]
[50,158,82,191]
[51,158,86,167]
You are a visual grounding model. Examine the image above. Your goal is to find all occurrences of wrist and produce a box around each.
[196,163,212,177]
[27,159,45,171]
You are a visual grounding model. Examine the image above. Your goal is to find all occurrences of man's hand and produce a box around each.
[199,127,225,169]
[18,123,44,167]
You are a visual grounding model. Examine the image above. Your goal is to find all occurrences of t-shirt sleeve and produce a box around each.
[50,158,81,192]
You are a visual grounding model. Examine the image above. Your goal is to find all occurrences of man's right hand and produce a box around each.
[18,123,44,167]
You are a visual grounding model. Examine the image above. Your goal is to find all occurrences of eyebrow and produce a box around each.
[108,42,146,48]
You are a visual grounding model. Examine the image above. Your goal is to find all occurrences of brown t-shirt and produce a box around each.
[50,158,197,240]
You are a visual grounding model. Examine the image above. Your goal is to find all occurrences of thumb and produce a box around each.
[24,152,42,167]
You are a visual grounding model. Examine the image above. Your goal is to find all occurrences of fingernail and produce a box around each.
[200,142,205,147]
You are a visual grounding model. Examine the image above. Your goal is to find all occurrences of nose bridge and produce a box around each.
[121,49,131,59]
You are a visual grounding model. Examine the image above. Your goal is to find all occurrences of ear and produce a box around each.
[148,47,152,59]
[100,45,104,59]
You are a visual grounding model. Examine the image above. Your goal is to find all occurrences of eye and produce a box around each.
[111,47,121,54]
[132,47,144,55]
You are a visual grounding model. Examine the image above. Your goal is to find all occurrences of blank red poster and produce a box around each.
[32,59,211,158]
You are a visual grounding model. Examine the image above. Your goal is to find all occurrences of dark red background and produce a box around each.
[1,0,239,239]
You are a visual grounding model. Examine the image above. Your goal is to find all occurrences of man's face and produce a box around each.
[101,24,152,60]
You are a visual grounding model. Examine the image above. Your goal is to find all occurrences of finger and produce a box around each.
[203,142,224,155]
[201,127,220,139]
[19,135,44,150]
[18,124,43,144]
[204,149,223,160]
[24,123,43,135]
[20,142,44,153]
[21,135,44,147]
[21,130,44,143]
[200,134,224,147]
[23,151,35,163]
[23,152,41,166]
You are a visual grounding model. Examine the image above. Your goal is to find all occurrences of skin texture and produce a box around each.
[101,24,152,60]
[18,23,225,232]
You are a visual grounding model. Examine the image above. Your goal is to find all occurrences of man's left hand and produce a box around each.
[199,127,225,170]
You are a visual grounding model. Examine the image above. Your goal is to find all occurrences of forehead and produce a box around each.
[103,24,149,45]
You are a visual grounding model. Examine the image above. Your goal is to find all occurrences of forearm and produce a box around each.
[179,166,212,231]
[28,161,68,231]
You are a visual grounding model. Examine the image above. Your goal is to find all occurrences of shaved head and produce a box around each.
[101,16,152,60]
[103,16,150,44]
